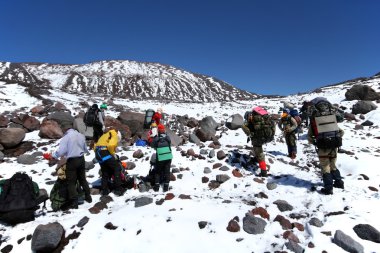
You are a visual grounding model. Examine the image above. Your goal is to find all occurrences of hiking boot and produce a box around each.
[64,199,78,210]
[163,183,169,192]
[321,173,333,195]
[259,170,268,177]
[320,187,333,195]
[113,188,126,196]
[101,189,110,196]
[333,180,344,189]
[153,184,160,192]
[290,152,296,159]
[85,195,92,203]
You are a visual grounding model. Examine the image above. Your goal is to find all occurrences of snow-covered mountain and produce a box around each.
[1,70,380,253]
[0,61,258,102]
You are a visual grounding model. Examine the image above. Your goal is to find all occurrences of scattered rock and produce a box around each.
[309,217,323,227]
[31,222,64,252]
[353,224,380,243]
[226,219,240,232]
[333,230,364,253]
[273,200,294,212]
[242,212,267,235]
[134,196,153,207]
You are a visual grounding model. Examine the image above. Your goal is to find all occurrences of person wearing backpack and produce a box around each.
[307,97,345,195]
[151,124,172,192]
[50,122,92,209]
[152,107,163,125]
[84,104,106,143]
[278,108,298,159]
[93,128,125,196]
[242,106,275,177]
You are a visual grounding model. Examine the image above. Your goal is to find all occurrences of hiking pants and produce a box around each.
[93,124,104,143]
[154,160,171,185]
[66,156,91,202]
[318,148,338,174]
[98,155,122,192]
[252,145,265,162]
[285,133,297,155]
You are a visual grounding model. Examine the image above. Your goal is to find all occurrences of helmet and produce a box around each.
[100,103,107,109]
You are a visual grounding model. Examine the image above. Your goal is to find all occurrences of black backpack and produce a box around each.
[309,97,343,149]
[143,109,155,129]
[0,172,41,225]
[83,105,100,127]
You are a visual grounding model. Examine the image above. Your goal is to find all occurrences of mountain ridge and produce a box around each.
[0,60,258,102]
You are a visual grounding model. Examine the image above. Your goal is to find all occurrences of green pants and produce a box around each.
[252,144,265,162]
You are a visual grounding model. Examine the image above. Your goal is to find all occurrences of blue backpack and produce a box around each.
[289,109,302,133]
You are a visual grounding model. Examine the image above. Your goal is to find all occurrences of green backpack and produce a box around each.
[157,146,173,161]
[247,113,276,145]
[50,179,69,211]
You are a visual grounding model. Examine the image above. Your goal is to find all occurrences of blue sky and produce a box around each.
[0,0,379,96]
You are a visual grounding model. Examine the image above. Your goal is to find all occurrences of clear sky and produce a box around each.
[0,0,379,96]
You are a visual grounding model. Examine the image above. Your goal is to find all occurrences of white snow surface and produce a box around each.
[0,79,380,253]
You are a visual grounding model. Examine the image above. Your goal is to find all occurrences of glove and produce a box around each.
[43,152,52,160]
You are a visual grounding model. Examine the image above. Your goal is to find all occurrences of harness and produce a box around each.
[95,146,113,164]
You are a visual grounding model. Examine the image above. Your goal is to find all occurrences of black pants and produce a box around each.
[96,150,122,192]
[66,156,91,202]
[93,124,103,143]
[154,160,171,185]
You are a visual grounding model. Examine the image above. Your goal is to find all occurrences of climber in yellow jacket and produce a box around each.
[94,129,125,196]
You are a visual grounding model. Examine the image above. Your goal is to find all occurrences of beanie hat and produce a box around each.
[158,124,165,133]
[100,103,107,109]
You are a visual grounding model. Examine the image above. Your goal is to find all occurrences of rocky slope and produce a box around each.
[0,61,258,102]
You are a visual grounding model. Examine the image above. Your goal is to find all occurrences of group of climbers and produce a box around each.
[242,97,345,195]
[18,96,345,216]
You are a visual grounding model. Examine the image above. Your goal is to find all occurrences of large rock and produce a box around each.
[0,128,25,148]
[199,116,218,135]
[352,101,377,114]
[166,128,183,146]
[333,230,364,253]
[117,111,144,136]
[31,222,64,252]
[21,115,40,132]
[353,224,380,243]
[345,84,380,101]
[45,111,75,127]
[39,120,63,139]
[74,118,93,139]
[242,212,267,234]
[225,114,244,130]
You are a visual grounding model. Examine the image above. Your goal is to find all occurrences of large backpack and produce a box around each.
[309,97,343,149]
[244,111,276,145]
[83,105,100,127]
[144,109,155,129]
[155,135,173,161]
[0,172,41,225]
[289,108,302,133]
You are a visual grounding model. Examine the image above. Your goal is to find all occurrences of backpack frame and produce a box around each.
[309,99,343,149]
